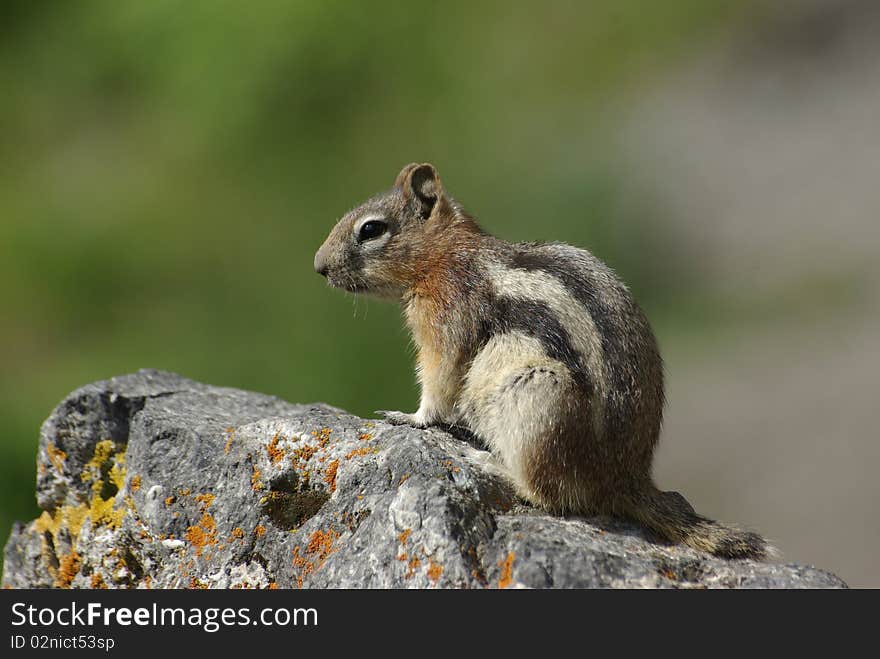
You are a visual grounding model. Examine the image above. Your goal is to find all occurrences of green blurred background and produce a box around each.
[3,1,878,585]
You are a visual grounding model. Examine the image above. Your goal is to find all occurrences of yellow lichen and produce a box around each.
[89,493,125,528]
[80,439,116,483]
[35,439,128,567]
[34,505,87,544]
[108,461,126,492]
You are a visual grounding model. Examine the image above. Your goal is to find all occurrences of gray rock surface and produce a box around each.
[2,370,846,589]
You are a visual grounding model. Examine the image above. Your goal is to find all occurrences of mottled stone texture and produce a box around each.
[2,370,845,589]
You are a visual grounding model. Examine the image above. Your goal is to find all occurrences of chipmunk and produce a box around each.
[314,162,770,560]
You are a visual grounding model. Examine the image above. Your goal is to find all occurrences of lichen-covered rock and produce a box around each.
[2,370,846,589]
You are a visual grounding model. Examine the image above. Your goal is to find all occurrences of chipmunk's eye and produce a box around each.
[357,220,387,242]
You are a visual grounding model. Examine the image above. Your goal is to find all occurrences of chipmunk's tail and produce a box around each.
[623,486,774,560]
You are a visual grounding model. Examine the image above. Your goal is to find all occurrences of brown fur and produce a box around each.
[314,162,771,561]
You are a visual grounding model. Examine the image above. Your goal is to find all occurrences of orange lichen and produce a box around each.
[399,473,410,485]
[185,512,218,556]
[427,559,443,583]
[55,549,81,588]
[306,528,339,556]
[188,577,208,589]
[345,446,377,460]
[286,429,337,482]
[498,552,516,589]
[323,459,339,493]
[90,573,107,589]
[230,527,245,540]
[442,459,460,474]
[291,528,341,588]
[291,444,318,464]
[164,496,175,507]
[311,427,333,447]
[267,582,278,590]
[46,443,67,474]
[130,475,141,492]
[254,524,266,538]
[251,465,263,491]
[358,433,372,441]
[178,488,191,497]
[224,427,235,454]
[405,556,421,578]
[266,433,286,464]
[194,493,215,511]
[397,529,412,562]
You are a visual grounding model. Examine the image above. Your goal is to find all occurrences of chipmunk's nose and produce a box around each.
[314,250,329,277]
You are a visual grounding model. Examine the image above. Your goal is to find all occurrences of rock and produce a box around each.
[2,370,846,589]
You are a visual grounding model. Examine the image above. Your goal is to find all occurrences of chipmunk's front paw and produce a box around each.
[376,410,426,428]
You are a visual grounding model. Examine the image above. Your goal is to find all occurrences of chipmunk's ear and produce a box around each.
[395,163,442,219]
